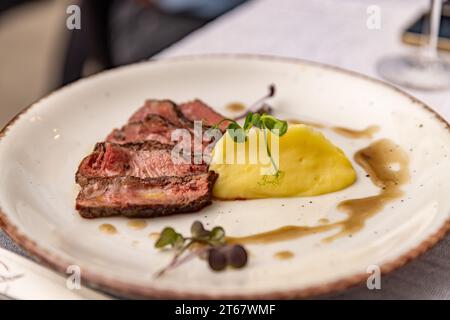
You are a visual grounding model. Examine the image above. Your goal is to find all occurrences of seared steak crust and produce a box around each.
[76,172,218,218]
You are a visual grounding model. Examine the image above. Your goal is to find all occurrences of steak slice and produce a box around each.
[76,141,208,186]
[76,172,218,218]
[106,115,181,145]
[128,99,185,126]
[179,99,230,131]
[106,113,216,152]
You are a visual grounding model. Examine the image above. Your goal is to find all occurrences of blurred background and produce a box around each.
[1,0,70,128]
[1,0,449,129]
[0,0,247,128]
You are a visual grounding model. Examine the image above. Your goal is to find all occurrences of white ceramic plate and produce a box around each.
[1,55,449,299]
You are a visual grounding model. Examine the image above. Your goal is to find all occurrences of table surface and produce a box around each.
[1,0,449,299]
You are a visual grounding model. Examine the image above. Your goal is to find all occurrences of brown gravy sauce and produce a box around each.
[288,119,379,139]
[226,102,246,113]
[127,220,148,230]
[227,139,409,245]
[274,251,294,260]
[99,224,117,235]
[332,125,379,139]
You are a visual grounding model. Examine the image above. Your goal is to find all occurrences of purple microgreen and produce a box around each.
[190,220,209,238]
[208,244,248,271]
[154,221,246,277]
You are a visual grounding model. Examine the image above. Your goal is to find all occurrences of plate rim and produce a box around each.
[1,53,449,299]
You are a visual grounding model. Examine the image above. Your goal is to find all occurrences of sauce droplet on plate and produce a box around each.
[127,220,148,230]
[226,102,246,112]
[274,251,294,260]
[332,125,380,139]
[99,224,117,235]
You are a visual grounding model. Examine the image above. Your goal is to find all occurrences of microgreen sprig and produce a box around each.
[154,221,247,277]
[213,112,288,175]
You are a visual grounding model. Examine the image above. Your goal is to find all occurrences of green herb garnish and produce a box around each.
[212,112,288,176]
[155,227,185,249]
[154,221,248,277]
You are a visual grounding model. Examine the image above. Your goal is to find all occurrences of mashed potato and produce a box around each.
[210,124,356,199]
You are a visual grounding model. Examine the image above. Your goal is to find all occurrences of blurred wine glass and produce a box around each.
[377,0,450,91]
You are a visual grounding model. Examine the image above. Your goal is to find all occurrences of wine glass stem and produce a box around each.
[421,0,443,60]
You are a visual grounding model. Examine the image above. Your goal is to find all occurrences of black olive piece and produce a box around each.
[226,245,248,268]
[208,248,227,271]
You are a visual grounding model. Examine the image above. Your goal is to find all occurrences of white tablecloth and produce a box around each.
[1,0,449,299]
[158,0,450,299]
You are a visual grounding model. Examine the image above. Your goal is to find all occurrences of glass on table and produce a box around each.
[377,0,450,91]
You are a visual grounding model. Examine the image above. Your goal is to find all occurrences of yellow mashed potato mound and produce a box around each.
[210,124,356,199]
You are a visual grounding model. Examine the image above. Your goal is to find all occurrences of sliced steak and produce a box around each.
[128,99,185,126]
[106,114,217,152]
[106,115,181,145]
[76,98,228,219]
[76,141,207,186]
[76,172,218,218]
[179,99,230,131]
